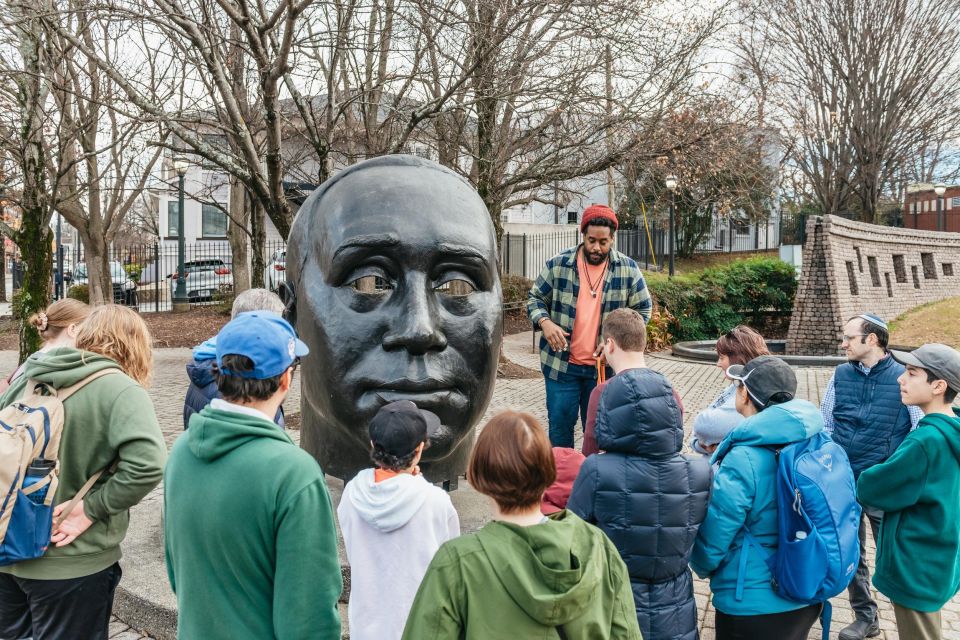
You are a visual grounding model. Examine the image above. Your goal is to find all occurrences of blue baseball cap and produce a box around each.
[215,312,309,379]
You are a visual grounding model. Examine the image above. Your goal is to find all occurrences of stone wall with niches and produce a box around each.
[786,215,960,355]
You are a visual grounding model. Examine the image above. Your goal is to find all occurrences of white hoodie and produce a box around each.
[338,468,460,640]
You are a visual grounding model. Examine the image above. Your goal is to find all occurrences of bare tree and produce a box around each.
[0,0,62,358]
[44,4,169,304]
[747,0,960,222]
[389,0,725,239]
[620,97,779,257]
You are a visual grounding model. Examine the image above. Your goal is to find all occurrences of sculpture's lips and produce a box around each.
[366,378,459,393]
[370,388,464,410]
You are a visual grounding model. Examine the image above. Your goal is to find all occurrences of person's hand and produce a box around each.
[592,343,605,359]
[540,319,569,351]
[51,500,94,547]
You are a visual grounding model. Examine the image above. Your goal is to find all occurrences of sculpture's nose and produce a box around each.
[382,274,448,355]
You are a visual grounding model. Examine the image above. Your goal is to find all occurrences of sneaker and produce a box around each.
[837,618,881,640]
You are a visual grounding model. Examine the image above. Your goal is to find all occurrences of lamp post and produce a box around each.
[172,157,190,312]
[935,183,947,232]
[665,174,678,277]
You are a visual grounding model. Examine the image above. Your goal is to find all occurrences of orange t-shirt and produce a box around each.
[569,254,607,365]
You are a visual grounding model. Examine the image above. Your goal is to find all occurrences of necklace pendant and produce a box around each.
[591,290,597,298]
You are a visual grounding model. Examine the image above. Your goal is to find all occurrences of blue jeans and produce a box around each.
[544,363,601,447]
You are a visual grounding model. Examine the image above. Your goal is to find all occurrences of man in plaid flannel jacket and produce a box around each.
[527,205,652,446]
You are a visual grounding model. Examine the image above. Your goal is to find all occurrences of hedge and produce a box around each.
[647,257,797,343]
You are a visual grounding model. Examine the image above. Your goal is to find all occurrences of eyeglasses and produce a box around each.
[841,334,867,342]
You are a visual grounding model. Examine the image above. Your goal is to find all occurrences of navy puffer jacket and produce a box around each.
[568,368,712,640]
[184,356,285,430]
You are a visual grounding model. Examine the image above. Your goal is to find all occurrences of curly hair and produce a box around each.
[76,304,153,386]
[370,444,422,472]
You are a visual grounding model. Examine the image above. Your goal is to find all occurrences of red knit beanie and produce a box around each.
[580,204,618,233]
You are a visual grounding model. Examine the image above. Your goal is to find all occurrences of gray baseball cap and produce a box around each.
[890,344,960,392]
[727,355,798,409]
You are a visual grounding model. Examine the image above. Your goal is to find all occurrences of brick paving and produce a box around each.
[3,332,958,639]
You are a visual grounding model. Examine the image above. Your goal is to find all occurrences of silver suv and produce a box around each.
[169,259,233,301]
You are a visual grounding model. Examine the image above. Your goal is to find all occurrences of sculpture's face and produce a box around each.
[291,163,502,478]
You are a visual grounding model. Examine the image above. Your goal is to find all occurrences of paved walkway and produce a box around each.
[3,334,957,639]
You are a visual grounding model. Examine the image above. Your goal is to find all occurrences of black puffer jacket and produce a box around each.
[568,368,712,640]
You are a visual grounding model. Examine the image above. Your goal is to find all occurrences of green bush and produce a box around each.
[67,284,89,304]
[502,274,533,307]
[648,257,797,342]
[123,263,143,283]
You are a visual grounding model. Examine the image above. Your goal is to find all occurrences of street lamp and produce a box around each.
[172,157,190,312]
[935,183,947,232]
[665,175,678,277]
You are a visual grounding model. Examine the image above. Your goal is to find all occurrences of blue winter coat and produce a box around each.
[690,399,823,616]
[183,338,284,430]
[831,355,911,478]
[568,368,712,640]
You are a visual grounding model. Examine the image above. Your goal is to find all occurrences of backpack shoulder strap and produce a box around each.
[56,368,123,402]
[52,459,119,530]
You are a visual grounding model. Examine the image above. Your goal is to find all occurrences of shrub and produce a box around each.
[124,263,143,283]
[502,274,533,307]
[647,257,797,342]
[67,284,89,304]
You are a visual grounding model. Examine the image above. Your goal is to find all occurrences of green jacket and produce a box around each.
[857,410,960,612]
[402,510,641,639]
[0,348,166,580]
[164,405,342,639]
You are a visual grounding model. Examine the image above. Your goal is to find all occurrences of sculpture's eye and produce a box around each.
[434,277,476,297]
[350,275,395,294]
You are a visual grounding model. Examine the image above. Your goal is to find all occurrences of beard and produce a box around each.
[584,249,607,265]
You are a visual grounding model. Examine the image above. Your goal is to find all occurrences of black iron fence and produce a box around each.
[502,215,783,280]
[34,213,792,311]
[48,240,288,312]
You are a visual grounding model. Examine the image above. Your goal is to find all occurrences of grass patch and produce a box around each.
[889,297,960,347]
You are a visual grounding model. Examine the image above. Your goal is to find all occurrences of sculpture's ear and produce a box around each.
[280,280,297,327]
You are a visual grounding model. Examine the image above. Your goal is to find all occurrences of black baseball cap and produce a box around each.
[368,400,441,458]
[727,355,797,409]
[890,343,960,393]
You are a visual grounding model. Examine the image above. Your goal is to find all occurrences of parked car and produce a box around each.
[169,258,233,301]
[72,261,138,306]
[265,250,286,292]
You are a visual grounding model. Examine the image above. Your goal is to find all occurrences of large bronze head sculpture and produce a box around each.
[285,155,503,484]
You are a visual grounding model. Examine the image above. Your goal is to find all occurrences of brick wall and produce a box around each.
[786,215,960,355]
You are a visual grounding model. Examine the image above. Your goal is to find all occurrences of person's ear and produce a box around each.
[280,367,294,392]
[932,378,948,398]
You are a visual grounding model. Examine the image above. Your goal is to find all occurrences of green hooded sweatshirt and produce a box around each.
[857,409,960,612]
[0,347,167,580]
[164,406,342,640]
[401,510,641,639]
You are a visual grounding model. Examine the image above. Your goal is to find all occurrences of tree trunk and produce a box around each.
[0,235,7,303]
[228,177,251,292]
[250,198,266,288]
[77,229,111,305]
[16,213,52,361]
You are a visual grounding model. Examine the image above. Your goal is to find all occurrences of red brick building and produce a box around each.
[903,183,960,232]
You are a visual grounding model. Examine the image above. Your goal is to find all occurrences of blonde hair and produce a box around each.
[75,304,153,386]
[28,299,91,341]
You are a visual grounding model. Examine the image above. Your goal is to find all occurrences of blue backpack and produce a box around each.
[739,432,861,639]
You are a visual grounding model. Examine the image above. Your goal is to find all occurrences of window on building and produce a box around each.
[167,201,181,237]
[952,197,960,208]
[201,204,228,238]
[567,211,578,224]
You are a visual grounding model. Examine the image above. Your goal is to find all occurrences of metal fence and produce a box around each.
[39,212,793,310]
[502,214,784,280]
[54,240,288,312]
